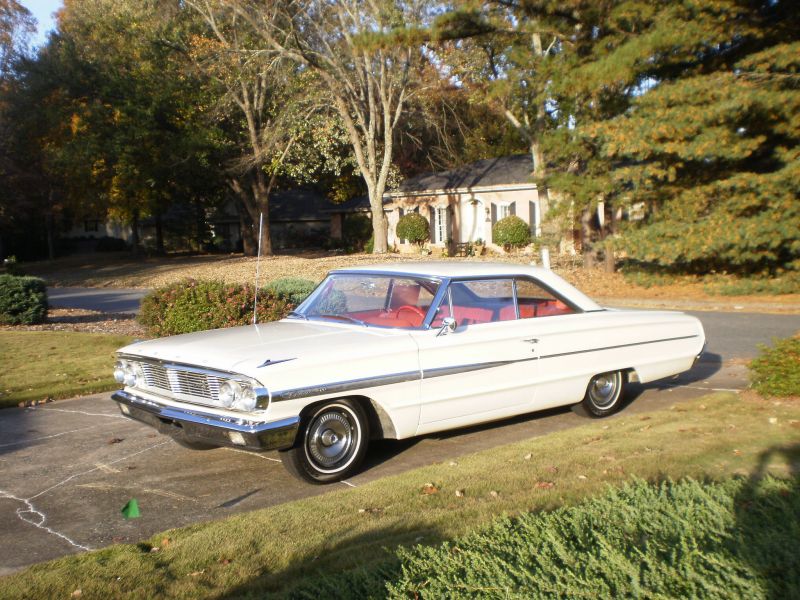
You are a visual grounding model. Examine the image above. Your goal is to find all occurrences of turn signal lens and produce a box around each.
[113,360,126,384]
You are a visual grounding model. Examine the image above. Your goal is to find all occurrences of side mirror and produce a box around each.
[437,317,457,337]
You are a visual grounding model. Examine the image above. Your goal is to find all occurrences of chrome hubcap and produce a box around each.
[306,409,356,470]
[588,372,620,408]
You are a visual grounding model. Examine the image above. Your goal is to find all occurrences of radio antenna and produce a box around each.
[252,211,264,325]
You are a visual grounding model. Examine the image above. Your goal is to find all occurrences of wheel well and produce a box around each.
[297,396,397,441]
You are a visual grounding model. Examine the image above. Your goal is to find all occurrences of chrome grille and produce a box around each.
[135,361,223,406]
[141,363,170,392]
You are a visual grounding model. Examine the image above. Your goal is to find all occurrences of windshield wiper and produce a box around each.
[318,314,367,327]
[286,311,308,320]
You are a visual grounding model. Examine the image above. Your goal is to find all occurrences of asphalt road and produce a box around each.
[1,310,798,575]
[47,287,147,314]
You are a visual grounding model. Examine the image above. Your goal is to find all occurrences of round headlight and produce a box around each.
[123,362,143,387]
[232,385,257,412]
[218,381,238,408]
[113,360,126,384]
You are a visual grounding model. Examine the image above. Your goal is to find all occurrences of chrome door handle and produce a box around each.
[523,338,539,344]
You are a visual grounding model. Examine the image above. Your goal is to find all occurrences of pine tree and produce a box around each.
[560,0,800,275]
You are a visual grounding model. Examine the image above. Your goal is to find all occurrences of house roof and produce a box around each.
[269,189,331,222]
[321,194,372,214]
[394,155,534,194]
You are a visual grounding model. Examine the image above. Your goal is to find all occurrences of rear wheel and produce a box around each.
[578,370,625,418]
[281,399,369,484]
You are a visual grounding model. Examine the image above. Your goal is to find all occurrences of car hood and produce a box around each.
[118,319,411,377]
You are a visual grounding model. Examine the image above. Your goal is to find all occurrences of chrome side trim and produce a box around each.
[423,358,537,379]
[268,334,701,402]
[271,371,420,402]
[538,335,699,360]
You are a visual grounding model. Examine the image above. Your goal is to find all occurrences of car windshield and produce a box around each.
[293,273,440,329]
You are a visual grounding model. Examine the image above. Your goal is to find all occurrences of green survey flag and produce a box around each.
[121,498,140,519]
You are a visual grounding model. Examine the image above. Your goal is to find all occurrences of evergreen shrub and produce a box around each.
[492,215,530,248]
[138,279,293,337]
[342,214,373,251]
[0,274,48,325]
[396,213,430,245]
[383,477,799,599]
[749,336,800,397]
[264,278,318,305]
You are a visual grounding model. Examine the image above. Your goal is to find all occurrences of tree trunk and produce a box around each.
[194,199,206,252]
[580,208,597,269]
[239,208,256,256]
[155,209,165,255]
[46,190,55,261]
[131,209,140,257]
[45,216,55,261]
[252,170,273,256]
[230,173,272,257]
[369,189,389,253]
[602,204,616,273]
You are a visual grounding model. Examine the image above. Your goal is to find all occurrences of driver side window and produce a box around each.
[432,279,516,327]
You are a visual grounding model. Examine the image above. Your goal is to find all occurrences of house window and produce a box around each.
[84,220,100,233]
[434,207,448,244]
[498,204,511,220]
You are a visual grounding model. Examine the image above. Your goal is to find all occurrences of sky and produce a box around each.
[21,0,64,47]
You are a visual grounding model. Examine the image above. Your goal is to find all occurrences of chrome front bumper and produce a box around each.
[112,390,299,452]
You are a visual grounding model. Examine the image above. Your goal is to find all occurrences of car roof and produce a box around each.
[330,262,603,311]
[334,261,545,278]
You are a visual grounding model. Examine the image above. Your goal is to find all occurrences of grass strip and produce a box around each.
[1,391,798,598]
[0,331,132,408]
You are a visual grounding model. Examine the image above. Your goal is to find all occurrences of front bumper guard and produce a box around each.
[112,390,299,452]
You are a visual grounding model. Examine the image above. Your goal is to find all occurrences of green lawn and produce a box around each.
[0,331,133,408]
[1,391,798,598]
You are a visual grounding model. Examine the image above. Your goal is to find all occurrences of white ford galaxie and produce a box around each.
[112,263,705,483]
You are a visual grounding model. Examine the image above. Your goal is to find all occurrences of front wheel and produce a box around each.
[577,370,625,418]
[281,399,369,484]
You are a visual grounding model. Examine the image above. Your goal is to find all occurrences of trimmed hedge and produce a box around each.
[749,336,800,397]
[138,279,293,337]
[0,274,48,325]
[264,277,318,305]
[492,215,530,247]
[396,213,430,245]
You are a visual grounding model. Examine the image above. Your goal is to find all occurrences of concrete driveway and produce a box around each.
[1,310,798,574]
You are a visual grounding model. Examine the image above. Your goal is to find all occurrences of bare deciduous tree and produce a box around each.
[230,0,432,253]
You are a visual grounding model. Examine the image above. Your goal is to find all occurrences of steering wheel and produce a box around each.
[395,305,426,322]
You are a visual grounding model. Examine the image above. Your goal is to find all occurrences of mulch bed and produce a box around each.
[0,308,147,337]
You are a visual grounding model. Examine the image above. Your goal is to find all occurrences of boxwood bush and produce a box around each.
[396,213,430,245]
[0,274,48,325]
[492,215,530,248]
[264,277,318,305]
[138,279,293,337]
